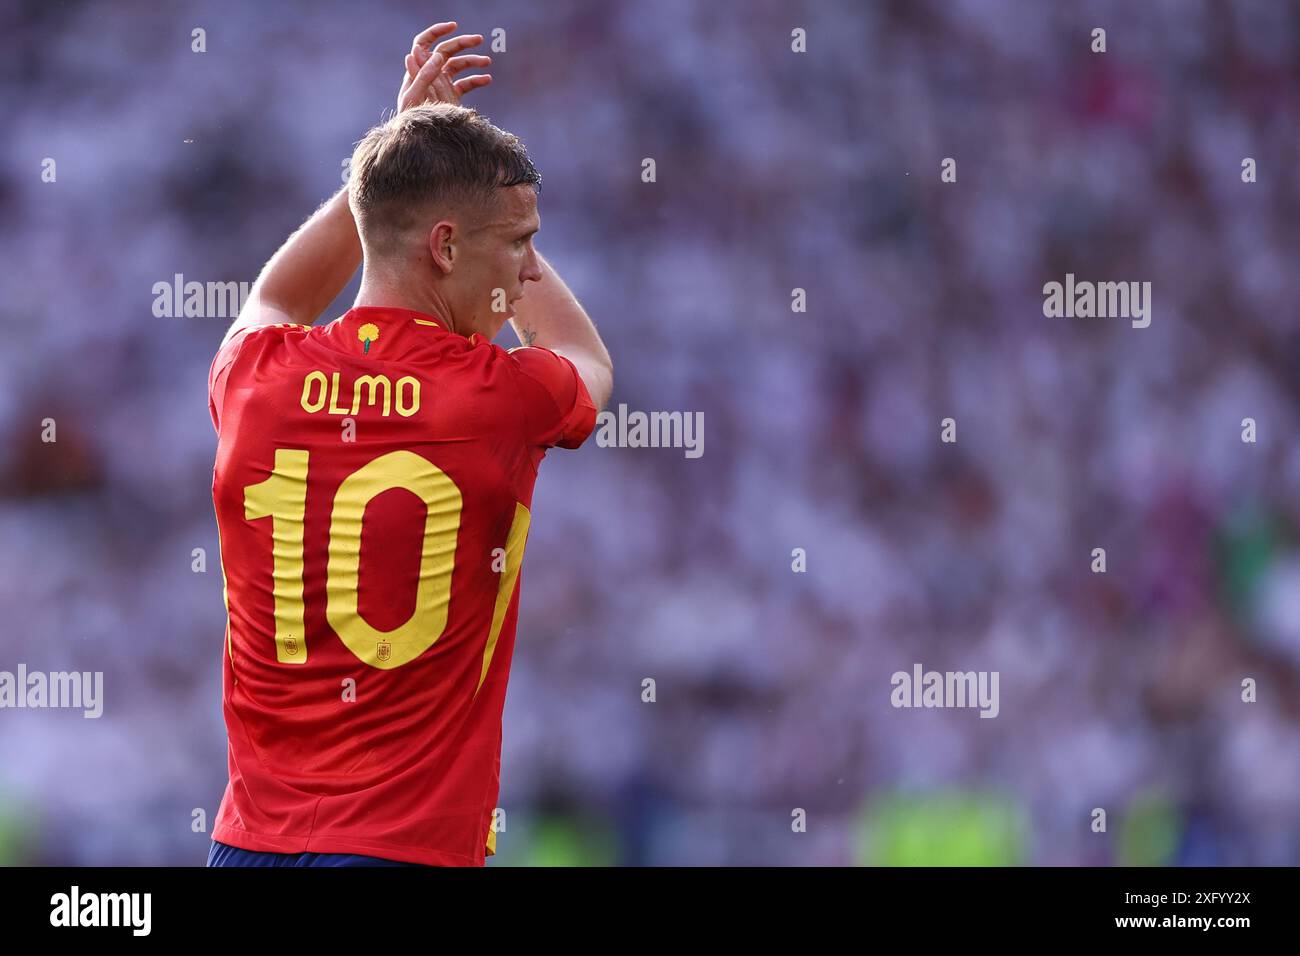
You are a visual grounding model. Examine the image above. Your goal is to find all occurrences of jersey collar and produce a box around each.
[344,305,446,331]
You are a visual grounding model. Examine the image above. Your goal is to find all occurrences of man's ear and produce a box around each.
[428,221,456,275]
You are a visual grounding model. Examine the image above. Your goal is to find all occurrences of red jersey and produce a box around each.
[206,305,596,866]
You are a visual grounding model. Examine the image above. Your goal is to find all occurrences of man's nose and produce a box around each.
[522,252,543,283]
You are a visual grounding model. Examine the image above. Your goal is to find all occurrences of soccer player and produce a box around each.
[204,22,613,867]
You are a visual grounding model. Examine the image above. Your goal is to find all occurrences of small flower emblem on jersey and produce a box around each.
[358,323,380,354]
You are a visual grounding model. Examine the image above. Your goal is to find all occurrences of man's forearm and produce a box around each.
[224,186,361,344]
[509,252,614,409]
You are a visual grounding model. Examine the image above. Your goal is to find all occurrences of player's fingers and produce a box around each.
[409,46,448,92]
[443,54,491,77]
[409,21,453,83]
[433,33,484,60]
[404,52,418,82]
[399,54,447,110]
[453,74,492,95]
[409,43,430,77]
[411,21,456,59]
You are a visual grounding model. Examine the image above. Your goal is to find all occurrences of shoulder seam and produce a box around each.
[504,347,569,446]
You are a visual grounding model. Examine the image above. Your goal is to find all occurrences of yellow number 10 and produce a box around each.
[242,448,529,685]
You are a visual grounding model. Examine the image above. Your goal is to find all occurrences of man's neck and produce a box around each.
[353,273,466,337]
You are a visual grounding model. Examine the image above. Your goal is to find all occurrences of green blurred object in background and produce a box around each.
[0,791,35,865]
[1216,501,1281,629]
[518,813,618,867]
[855,790,1027,866]
[1117,790,1181,867]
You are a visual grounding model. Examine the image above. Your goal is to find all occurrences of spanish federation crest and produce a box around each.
[358,322,380,354]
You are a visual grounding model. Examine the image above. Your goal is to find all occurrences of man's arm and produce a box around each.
[508,252,614,411]
[220,188,361,348]
[220,21,493,349]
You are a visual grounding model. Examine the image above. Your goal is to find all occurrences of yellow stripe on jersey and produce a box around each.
[213,504,234,668]
[476,502,531,697]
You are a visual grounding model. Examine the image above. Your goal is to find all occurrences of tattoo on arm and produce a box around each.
[519,327,537,347]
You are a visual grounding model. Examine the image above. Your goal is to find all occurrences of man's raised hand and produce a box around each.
[397,21,492,113]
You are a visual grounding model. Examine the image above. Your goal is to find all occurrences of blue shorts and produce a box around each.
[207,839,426,867]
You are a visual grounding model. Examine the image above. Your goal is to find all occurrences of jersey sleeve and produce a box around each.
[506,346,598,449]
[208,330,250,434]
[208,324,301,434]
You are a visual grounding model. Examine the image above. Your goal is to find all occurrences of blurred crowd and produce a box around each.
[1,0,1299,864]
